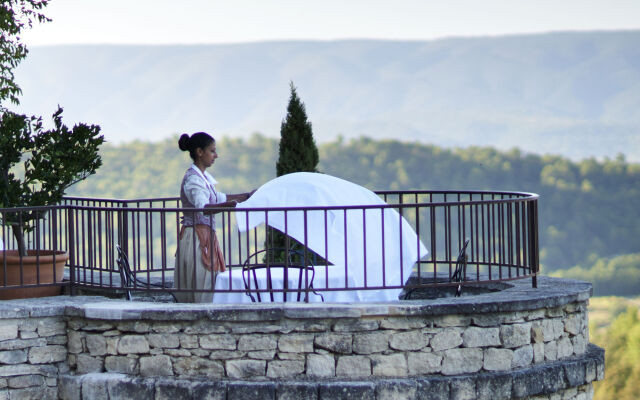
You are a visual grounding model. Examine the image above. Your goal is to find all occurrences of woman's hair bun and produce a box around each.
[178,134,190,151]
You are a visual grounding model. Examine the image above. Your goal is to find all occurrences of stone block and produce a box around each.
[572,334,587,355]
[483,348,513,371]
[47,334,67,345]
[85,335,107,356]
[117,321,150,333]
[154,380,191,400]
[117,335,150,354]
[542,364,566,393]
[442,348,483,375]
[106,337,119,355]
[544,342,558,363]
[389,330,428,351]
[542,319,564,342]
[104,356,138,374]
[179,334,199,349]
[0,323,18,341]
[353,331,389,354]
[512,345,533,368]
[434,315,471,327]
[380,317,426,330]
[208,350,244,360]
[477,373,512,400]
[415,377,450,400]
[37,319,66,337]
[336,355,371,378]
[278,352,305,360]
[512,369,544,398]
[371,354,408,377]
[267,360,305,378]
[430,328,462,351]
[318,382,375,400]
[471,314,502,327]
[531,321,544,343]
[225,359,266,379]
[173,357,224,378]
[306,354,335,378]
[191,381,227,400]
[564,314,582,335]
[0,338,46,351]
[82,374,110,400]
[152,323,182,334]
[375,379,417,400]
[82,322,115,332]
[557,336,573,359]
[332,319,379,332]
[76,354,103,373]
[28,345,66,364]
[463,327,500,347]
[238,335,277,351]
[564,361,586,387]
[227,381,275,399]
[107,377,155,400]
[140,355,173,377]
[533,342,545,363]
[500,322,531,348]
[200,334,237,350]
[7,374,44,389]
[276,382,318,400]
[148,334,180,349]
[0,350,27,365]
[58,375,81,400]
[10,387,57,400]
[407,352,442,374]
[314,333,352,354]
[585,360,596,382]
[248,350,276,360]
[278,334,314,353]
[450,376,475,400]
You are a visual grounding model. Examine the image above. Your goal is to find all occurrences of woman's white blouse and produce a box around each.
[183,167,227,210]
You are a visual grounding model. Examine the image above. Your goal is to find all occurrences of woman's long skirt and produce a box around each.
[173,227,217,303]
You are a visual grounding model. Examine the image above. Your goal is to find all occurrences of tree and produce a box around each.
[267,83,321,264]
[0,0,50,105]
[276,82,319,176]
[0,1,104,256]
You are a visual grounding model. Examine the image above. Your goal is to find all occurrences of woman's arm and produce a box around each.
[225,189,256,203]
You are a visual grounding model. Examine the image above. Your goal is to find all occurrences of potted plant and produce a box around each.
[0,0,104,298]
[0,107,103,298]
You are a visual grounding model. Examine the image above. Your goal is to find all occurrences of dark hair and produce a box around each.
[178,132,215,161]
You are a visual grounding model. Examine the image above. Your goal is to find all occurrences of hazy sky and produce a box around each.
[22,0,640,46]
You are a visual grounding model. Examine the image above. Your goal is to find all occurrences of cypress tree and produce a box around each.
[267,83,322,265]
[276,82,319,176]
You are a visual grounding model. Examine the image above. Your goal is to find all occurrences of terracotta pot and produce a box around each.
[0,250,68,299]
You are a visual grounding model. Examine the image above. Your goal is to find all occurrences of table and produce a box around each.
[212,264,361,303]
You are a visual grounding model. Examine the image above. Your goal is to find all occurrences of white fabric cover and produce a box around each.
[235,172,428,302]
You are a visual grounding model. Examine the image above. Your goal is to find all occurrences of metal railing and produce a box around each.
[0,190,539,300]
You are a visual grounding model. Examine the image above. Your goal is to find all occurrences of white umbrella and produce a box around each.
[236,172,428,302]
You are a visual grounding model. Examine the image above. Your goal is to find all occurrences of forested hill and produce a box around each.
[68,135,640,283]
[13,31,640,161]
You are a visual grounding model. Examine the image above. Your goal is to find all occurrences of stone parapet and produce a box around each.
[0,276,603,399]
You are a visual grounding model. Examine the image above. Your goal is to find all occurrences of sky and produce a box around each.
[22,0,640,46]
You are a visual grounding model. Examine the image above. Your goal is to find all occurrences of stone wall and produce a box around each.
[65,302,590,381]
[0,276,605,399]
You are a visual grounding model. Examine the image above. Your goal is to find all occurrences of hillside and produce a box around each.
[12,31,640,161]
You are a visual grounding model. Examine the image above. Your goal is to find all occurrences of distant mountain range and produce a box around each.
[11,31,640,161]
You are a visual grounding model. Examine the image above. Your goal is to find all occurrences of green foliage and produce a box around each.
[0,0,50,105]
[551,254,640,297]
[276,82,319,176]
[0,107,103,254]
[592,305,640,400]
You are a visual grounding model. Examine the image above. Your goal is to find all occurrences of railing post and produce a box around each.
[528,199,539,288]
[118,203,130,259]
[67,207,76,296]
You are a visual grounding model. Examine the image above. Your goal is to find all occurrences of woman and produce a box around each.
[174,132,253,303]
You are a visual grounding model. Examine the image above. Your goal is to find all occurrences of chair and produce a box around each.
[241,248,324,303]
[451,239,470,297]
[116,245,176,302]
